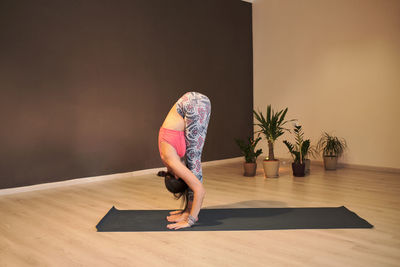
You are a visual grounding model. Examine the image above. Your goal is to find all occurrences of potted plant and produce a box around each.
[303,144,318,174]
[253,105,295,178]
[302,135,318,174]
[317,132,347,170]
[283,124,310,177]
[235,136,263,176]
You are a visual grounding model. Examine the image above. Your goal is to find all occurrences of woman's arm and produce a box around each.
[160,142,205,229]
[165,158,205,218]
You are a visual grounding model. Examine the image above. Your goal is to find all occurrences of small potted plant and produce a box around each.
[253,105,295,178]
[317,132,347,170]
[283,124,310,177]
[235,136,263,176]
[303,138,318,174]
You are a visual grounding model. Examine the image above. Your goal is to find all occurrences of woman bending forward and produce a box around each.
[158,92,211,230]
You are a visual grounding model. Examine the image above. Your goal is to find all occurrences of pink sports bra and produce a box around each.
[158,127,186,158]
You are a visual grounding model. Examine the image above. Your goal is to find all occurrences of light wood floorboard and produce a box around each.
[0,161,399,267]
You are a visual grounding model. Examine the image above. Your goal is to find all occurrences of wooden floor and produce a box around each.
[1,160,400,267]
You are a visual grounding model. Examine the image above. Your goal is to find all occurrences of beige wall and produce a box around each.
[252,0,400,168]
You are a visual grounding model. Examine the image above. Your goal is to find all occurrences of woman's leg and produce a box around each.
[183,93,211,200]
[167,92,211,221]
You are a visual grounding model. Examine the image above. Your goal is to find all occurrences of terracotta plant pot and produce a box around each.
[292,162,305,177]
[243,162,257,177]
[323,156,338,170]
[304,159,311,174]
[262,160,280,178]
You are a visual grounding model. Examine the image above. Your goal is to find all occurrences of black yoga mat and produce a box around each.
[96,206,373,232]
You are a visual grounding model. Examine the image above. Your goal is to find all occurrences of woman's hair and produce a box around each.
[157,171,189,210]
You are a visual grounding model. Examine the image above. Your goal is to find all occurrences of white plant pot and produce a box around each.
[323,156,338,170]
[262,160,280,178]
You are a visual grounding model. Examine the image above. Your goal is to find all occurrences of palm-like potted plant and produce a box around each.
[235,136,263,176]
[317,132,347,170]
[253,105,295,178]
[283,124,310,177]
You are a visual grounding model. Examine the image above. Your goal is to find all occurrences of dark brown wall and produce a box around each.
[0,0,253,189]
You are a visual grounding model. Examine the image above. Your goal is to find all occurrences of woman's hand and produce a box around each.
[167,221,191,230]
[167,211,188,222]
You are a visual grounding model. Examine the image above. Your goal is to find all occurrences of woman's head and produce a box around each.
[157,170,189,209]
[158,171,187,193]
[157,171,188,194]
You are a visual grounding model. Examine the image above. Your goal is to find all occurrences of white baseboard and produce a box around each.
[271,157,400,174]
[0,157,243,196]
[2,156,397,196]
[335,162,400,173]
[202,157,242,166]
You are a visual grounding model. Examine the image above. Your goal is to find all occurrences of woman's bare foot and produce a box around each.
[169,210,183,215]
[167,211,189,222]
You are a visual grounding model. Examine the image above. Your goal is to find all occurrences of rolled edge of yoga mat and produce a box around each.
[96,206,118,231]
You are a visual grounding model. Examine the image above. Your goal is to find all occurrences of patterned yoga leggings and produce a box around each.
[176,92,211,200]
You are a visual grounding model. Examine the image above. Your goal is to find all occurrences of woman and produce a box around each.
[158,92,211,230]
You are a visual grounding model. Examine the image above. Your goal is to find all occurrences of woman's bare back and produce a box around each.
[161,103,185,131]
